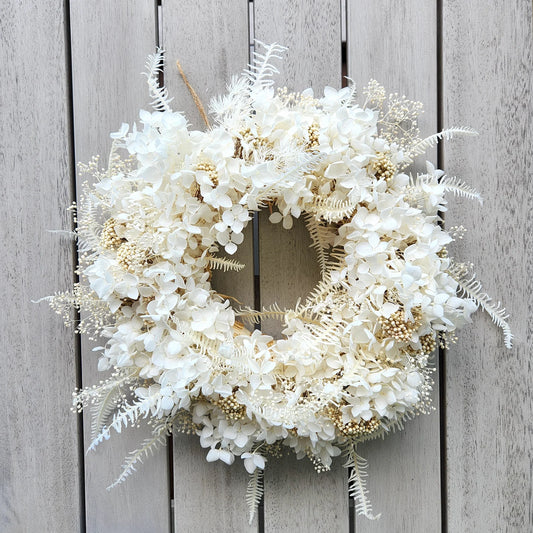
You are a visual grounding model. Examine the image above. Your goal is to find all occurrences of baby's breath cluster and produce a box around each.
[47,44,511,522]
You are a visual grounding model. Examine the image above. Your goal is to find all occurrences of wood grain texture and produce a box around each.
[162,2,256,531]
[443,1,533,530]
[347,2,442,532]
[257,211,322,338]
[2,2,531,532]
[0,1,80,531]
[163,0,251,131]
[254,2,349,531]
[173,433,255,533]
[69,2,171,532]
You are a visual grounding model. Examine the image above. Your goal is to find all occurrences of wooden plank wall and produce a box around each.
[69,2,171,532]
[253,2,349,532]
[162,2,255,531]
[346,3,442,531]
[1,1,531,532]
[443,1,533,531]
[0,1,80,531]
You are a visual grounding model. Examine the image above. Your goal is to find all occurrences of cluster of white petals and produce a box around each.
[54,46,509,507]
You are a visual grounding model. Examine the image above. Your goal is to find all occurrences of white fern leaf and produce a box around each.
[209,256,245,272]
[440,176,483,204]
[308,196,358,223]
[344,448,381,520]
[76,195,102,252]
[90,378,125,440]
[305,213,335,274]
[106,139,123,174]
[188,331,223,358]
[143,48,173,112]
[409,127,478,157]
[245,41,287,92]
[87,399,151,453]
[305,274,344,306]
[209,75,249,123]
[107,417,173,490]
[235,303,286,325]
[246,468,264,524]
[449,268,513,348]
[341,76,358,107]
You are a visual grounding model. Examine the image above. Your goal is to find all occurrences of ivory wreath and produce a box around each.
[48,43,512,521]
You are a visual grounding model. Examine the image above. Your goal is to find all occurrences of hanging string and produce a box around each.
[176,60,210,128]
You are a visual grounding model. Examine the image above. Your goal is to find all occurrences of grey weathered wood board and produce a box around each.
[162,1,257,531]
[254,1,349,532]
[0,1,80,531]
[2,1,532,532]
[443,0,533,531]
[346,2,442,531]
[69,2,171,531]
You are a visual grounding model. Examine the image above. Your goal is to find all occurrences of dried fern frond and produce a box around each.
[87,399,151,453]
[106,139,123,174]
[407,174,483,205]
[325,248,348,269]
[76,190,102,253]
[448,262,513,348]
[304,317,348,345]
[344,447,381,521]
[209,75,250,123]
[409,127,478,158]
[246,468,264,524]
[245,41,287,92]
[440,176,483,204]
[143,48,173,112]
[308,196,358,223]
[340,77,358,107]
[236,303,287,325]
[107,416,174,490]
[188,331,223,357]
[304,272,345,307]
[90,379,126,440]
[209,256,245,272]
[305,213,335,274]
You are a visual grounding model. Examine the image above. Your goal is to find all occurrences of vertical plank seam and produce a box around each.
[344,4,355,530]
[250,6,262,334]
[341,3,352,531]
[436,1,448,532]
[249,4,265,530]
[157,3,175,531]
[253,209,262,322]
[341,0,348,90]
[63,0,87,530]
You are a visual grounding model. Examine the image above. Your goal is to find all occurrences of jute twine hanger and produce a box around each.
[176,60,210,128]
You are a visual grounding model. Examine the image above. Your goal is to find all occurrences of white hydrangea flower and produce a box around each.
[59,47,510,518]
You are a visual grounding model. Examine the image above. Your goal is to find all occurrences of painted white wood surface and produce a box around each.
[161,2,257,531]
[346,2,442,531]
[254,2,350,532]
[443,1,533,531]
[69,2,171,532]
[0,1,80,531]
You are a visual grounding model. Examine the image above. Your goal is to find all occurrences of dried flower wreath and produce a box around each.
[46,43,511,521]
